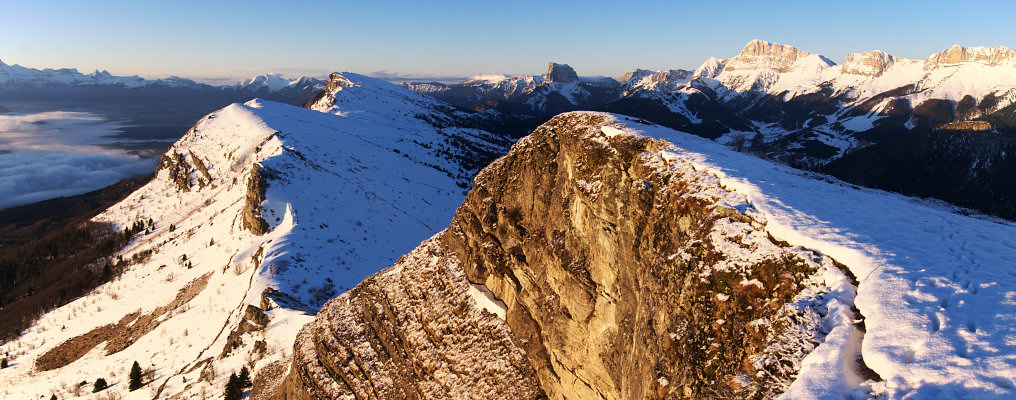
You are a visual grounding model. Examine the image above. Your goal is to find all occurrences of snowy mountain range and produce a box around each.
[0,60,325,92]
[403,40,1016,219]
[403,62,620,118]
[406,40,1016,166]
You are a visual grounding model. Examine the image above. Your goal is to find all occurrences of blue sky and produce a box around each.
[1,0,1013,82]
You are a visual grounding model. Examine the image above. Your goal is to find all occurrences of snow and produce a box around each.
[600,125,625,138]
[594,113,1016,399]
[237,73,301,91]
[466,74,510,84]
[839,113,882,132]
[466,283,507,319]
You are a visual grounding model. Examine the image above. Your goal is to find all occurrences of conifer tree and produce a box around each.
[238,366,252,388]
[129,360,143,391]
[224,372,243,400]
[92,378,107,393]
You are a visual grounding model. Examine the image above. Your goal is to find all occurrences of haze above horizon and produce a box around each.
[2,0,1014,83]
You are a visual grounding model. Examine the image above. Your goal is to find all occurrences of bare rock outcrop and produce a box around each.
[545,62,579,83]
[924,44,1016,68]
[724,39,823,72]
[241,164,269,235]
[274,238,544,399]
[271,113,841,399]
[843,50,896,77]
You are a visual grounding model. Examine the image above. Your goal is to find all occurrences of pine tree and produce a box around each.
[224,373,243,400]
[92,378,107,393]
[50,395,57,400]
[1,357,7,369]
[129,361,143,391]
[238,366,252,388]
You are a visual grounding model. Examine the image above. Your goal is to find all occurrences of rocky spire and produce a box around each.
[545,62,578,83]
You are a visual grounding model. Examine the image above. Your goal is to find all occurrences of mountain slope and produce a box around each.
[0,73,509,399]
[273,112,1016,399]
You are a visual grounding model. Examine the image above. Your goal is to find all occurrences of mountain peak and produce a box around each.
[737,39,807,59]
[842,50,896,76]
[725,39,829,73]
[545,62,578,83]
[924,44,1016,68]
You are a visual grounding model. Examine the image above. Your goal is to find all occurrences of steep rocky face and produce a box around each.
[924,44,1016,68]
[273,113,845,399]
[546,62,579,83]
[272,238,545,400]
[723,39,819,73]
[843,50,896,76]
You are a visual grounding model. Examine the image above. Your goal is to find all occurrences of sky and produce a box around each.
[1,0,1015,82]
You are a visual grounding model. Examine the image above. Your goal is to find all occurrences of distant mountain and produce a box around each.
[403,40,1016,220]
[0,60,205,88]
[0,60,325,93]
[402,62,620,118]
[0,59,325,108]
[608,40,1016,168]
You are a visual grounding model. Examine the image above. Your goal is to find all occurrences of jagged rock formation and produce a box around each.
[272,112,846,399]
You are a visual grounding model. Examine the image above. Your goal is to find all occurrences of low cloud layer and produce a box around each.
[0,112,158,210]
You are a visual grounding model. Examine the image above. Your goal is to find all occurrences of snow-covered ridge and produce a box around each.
[0,73,508,399]
[234,74,323,92]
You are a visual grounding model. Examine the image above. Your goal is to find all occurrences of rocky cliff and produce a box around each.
[924,44,1016,68]
[546,63,579,83]
[271,112,848,399]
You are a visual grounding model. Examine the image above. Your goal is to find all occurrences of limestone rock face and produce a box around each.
[273,238,544,400]
[272,112,839,399]
[545,62,579,83]
[843,50,896,76]
[724,39,818,72]
[924,44,1016,68]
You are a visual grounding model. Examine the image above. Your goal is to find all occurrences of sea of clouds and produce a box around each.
[0,111,157,210]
